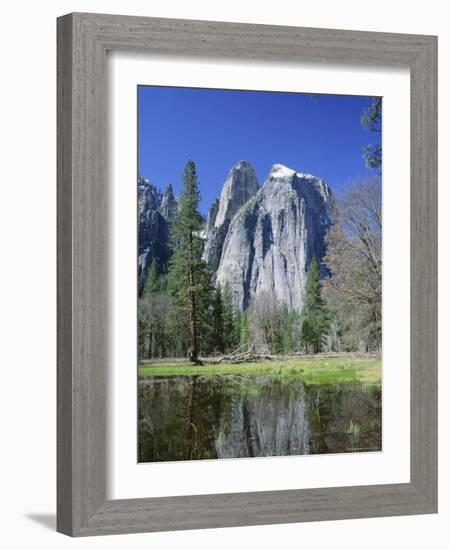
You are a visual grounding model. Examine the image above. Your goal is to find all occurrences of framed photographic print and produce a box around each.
[136,87,383,463]
[57,13,437,536]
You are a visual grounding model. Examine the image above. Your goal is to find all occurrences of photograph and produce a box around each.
[137,85,382,462]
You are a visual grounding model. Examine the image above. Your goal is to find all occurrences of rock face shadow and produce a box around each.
[25,513,56,531]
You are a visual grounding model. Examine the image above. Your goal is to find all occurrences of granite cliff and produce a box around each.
[205,162,332,310]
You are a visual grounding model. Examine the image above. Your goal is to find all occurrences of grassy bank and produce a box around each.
[139,355,381,385]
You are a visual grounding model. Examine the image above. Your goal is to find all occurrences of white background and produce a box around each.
[0,1,445,549]
[109,54,410,499]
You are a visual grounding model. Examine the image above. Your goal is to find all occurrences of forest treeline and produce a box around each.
[138,99,382,361]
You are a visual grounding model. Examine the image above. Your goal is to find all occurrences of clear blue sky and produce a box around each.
[138,86,381,214]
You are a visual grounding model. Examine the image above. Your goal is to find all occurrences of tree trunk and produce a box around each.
[187,230,198,362]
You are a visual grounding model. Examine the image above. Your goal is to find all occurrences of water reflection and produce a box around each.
[138,375,381,462]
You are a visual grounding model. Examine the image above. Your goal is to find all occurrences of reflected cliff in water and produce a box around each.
[138,376,381,462]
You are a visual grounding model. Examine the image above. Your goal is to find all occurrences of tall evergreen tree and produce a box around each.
[222,282,237,352]
[233,308,242,351]
[282,307,298,353]
[168,160,212,363]
[211,283,225,354]
[300,257,330,354]
[240,312,249,351]
[144,259,160,295]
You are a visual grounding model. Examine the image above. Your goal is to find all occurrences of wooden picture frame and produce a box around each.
[57,12,438,536]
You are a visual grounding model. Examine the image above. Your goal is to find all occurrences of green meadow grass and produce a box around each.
[139,355,381,385]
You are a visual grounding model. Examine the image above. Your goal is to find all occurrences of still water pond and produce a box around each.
[138,375,381,462]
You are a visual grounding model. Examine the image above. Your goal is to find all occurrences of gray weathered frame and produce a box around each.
[57,12,438,537]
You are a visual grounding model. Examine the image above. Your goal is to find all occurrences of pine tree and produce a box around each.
[144,259,160,296]
[282,307,298,353]
[211,283,225,353]
[240,312,249,351]
[233,309,242,351]
[167,160,211,363]
[222,282,237,352]
[300,257,331,354]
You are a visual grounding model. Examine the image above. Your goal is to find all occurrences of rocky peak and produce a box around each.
[213,160,259,228]
[264,164,329,197]
[205,198,219,234]
[160,183,176,220]
[204,161,259,272]
[267,163,296,180]
[138,176,161,213]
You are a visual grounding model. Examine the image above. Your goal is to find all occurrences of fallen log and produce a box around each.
[209,351,274,365]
